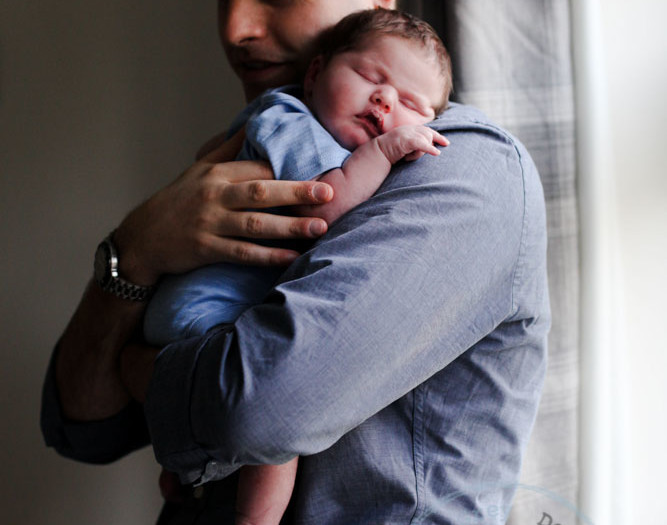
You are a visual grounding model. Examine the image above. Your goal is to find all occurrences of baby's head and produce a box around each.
[304,8,452,151]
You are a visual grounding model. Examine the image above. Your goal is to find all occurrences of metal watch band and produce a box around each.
[106,275,155,302]
[95,232,156,302]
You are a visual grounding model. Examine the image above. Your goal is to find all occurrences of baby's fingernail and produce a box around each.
[312,183,332,202]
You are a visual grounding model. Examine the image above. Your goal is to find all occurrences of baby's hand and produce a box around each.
[376,125,449,164]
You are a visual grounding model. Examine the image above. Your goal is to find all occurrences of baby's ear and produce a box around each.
[304,55,324,102]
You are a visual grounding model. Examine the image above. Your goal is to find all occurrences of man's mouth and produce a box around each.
[238,60,286,71]
[227,47,292,80]
[232,58,294,98]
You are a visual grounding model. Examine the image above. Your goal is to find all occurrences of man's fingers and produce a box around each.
[208,160,274,184]
[219,210,328,239]
[206,236,303,267]
[220,178,334,209]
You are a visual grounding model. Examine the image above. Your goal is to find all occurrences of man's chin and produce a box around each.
[240,68,299,101]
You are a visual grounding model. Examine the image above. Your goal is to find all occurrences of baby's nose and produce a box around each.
[372,88,395,113]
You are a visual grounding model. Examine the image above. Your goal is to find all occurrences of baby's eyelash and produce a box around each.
[357,70,379,84]
[400,98,423,112]
[355,65,387,84]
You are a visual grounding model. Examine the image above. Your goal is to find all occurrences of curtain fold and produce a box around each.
[571,0,630,523]
[403,1,580,521]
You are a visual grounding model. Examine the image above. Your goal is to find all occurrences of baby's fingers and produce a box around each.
[412,129,448,159]
[421,143,442,157]
[405,150,426,161]
[406,137,440,160]
[430,130,450,147]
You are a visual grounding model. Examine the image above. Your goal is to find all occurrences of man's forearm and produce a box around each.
[53,158,333,422]
[56,280,145,421]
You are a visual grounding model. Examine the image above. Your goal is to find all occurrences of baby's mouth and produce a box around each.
[358,110,384,138]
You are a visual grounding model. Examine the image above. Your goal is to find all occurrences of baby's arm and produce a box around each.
[236,459,298,525]
[297,125,448,224]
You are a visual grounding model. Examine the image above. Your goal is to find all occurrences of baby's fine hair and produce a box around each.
[316,8,452,114]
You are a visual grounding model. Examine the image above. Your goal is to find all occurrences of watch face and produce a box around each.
[93,235,152,301]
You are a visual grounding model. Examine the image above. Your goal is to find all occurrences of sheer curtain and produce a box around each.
[571,0,630,523]
[403,0,581,521]
[404,1,633,522]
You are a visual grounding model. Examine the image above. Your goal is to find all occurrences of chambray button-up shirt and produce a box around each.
[42,103,550,524]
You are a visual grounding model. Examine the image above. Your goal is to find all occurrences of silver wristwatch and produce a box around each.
[94,232,155,302]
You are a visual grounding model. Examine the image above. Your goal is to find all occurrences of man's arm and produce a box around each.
[142,114,547,484]
[45,134,334,430]
[300,125,448,224]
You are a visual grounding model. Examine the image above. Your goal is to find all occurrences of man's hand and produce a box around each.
[55,131,333,422]
[114,130,334,286]
[376,125,449,164]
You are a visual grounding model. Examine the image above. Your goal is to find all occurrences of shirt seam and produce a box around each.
[446,116,526,318]
[410,383,427,524]
[508,142,529,318]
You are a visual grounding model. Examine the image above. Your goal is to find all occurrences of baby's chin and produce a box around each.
[333,129,368,151]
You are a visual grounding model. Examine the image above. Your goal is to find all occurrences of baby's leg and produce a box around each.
[235,458,298,525]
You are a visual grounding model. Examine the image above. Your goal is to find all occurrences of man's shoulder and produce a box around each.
[426,102,540,187]
[430,102,517,143]
[385,101,546,259]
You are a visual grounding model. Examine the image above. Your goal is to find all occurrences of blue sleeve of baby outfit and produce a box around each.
[241,90,351,181]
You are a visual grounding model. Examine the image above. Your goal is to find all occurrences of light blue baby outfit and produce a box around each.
[143,86,351,345]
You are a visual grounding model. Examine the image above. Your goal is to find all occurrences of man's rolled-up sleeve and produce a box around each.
[40,348,150,463]
[144,106,545,485]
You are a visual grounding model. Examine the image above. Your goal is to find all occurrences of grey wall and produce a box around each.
[0,2,243,523]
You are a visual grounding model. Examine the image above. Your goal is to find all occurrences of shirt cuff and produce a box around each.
[144,325,239,484]
[40,347,149,464]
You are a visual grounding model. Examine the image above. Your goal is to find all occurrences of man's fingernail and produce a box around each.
[312,184,332,201]
[281,252,299,264]
[309,220,327,236]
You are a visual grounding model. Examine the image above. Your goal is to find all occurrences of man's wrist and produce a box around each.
[112,223,160,287]
[94,230,158,302]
